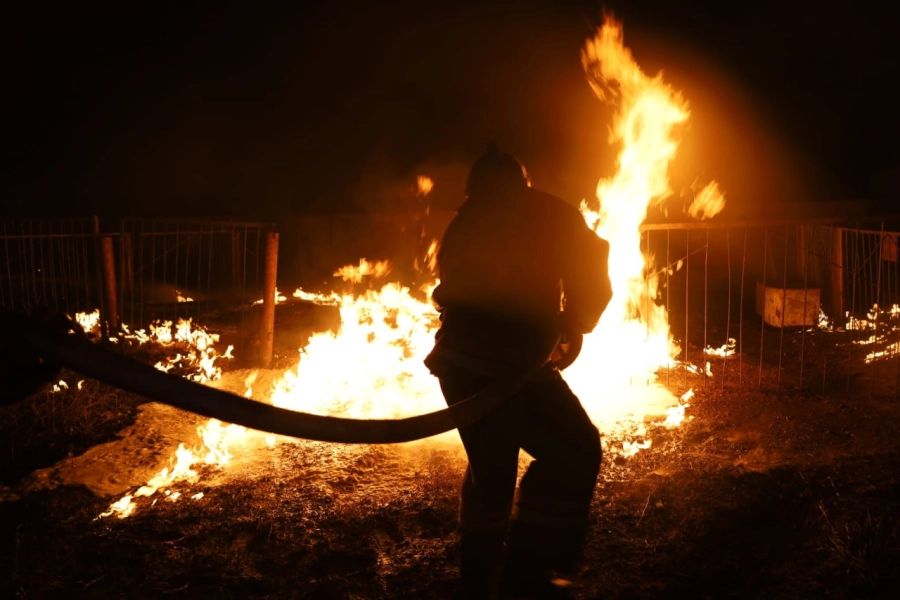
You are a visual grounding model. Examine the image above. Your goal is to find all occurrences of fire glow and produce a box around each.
[96,15,722,519]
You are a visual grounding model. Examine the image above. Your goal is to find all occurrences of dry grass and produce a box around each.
[0,373,142,485]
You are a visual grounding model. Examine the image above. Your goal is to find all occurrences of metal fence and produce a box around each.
[118,218,275,327]
[4,213,900,396]
[643,217,900,397]
[1,217,275,342]
[0,217,102,317]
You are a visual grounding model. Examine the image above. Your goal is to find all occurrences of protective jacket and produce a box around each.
[425,185,612,377]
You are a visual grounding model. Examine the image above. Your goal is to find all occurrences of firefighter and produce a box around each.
[425,144,613,598]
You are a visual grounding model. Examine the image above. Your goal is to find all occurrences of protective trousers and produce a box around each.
[440,366,602,593]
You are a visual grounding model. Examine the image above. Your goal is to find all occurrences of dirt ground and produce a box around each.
[1,304,899,599]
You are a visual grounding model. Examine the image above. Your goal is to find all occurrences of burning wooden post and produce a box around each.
[260,231,278,367]
[100,235,118,335]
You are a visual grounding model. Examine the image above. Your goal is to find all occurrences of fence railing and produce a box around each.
[1,217,275,352]
[117,218,276,327]
[0,217,102,317]
[641,216,900,397]
[3,213,900,395]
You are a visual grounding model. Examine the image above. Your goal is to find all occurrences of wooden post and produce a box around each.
[831,226,844,325]
[91,216,108,336]
[260,232,279,367]
[100,236,118,335]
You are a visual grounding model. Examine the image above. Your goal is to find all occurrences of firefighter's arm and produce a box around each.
[561,226,612,335]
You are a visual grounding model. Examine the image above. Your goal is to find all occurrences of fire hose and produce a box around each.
[3,311,582,444]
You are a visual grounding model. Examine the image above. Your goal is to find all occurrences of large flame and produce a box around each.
[565,15,724,427]
[271,281,443,422]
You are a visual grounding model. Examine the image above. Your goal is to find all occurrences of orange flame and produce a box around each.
[417,175,434,197]
[334,259,393,283]
[272,277,444,423]
[687,180,726,220]
[564,15,724,445]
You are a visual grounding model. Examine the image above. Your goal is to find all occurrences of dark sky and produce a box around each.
[3,0,899,219]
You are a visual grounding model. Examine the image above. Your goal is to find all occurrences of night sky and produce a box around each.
[4,0,899,219]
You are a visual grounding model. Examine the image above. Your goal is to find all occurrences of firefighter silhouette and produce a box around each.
[426,143,613,597]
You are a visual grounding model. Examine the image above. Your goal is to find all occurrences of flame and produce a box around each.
[660,389,693,427]
[272,277,443,422]
[422,239,439,276]
[126,318,233,383]
[293,288,340,305]
[99,420,254,519]
[561,15,721,453]
[334,259,393,283]
[844,303,900,363]
[99,315,242,518]
[252,288,287,306]
[687,180,726,220]
[417,175,434,197]
[705,338,736,357]
[74,309,100,335]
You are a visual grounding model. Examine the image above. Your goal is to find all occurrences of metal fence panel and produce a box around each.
[118,218,275,327]
[0,217,101,316]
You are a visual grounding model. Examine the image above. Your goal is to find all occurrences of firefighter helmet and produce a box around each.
[465,143,530,197]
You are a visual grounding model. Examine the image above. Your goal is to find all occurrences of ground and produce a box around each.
[1,304,899,599]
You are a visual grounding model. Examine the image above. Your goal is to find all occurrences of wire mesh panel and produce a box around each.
[640,217,900,398]
[840,226,900,318]
[0,217,101,316]
[118,218,275,328]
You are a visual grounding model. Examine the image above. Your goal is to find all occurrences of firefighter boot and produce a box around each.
[499,521,585,599]
[457,528,507,599]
